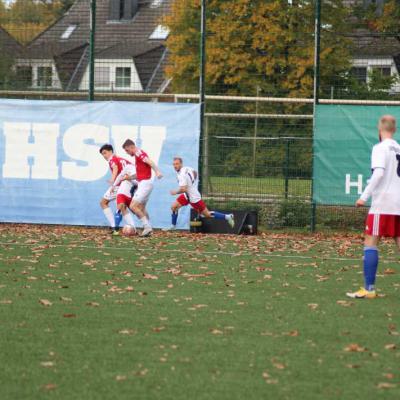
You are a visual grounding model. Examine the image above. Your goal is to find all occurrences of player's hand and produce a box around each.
[156,171,163,179]
[170,190,177,196]
[107,179,114,185]
[121,174,129,181]
[356,199,365,207]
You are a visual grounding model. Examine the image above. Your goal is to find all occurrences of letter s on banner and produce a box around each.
[62,124,109,181]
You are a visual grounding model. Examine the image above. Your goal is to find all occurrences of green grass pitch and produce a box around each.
[0,225,399,399]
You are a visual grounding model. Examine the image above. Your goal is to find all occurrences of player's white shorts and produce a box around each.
[133,179,153,205]
[103,186,118,201]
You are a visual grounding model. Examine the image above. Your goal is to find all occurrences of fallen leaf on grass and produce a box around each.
[308,303,319,310]
[143,273,158,280]
[118,329,136,335]
[40,361,55,368]
[86,302,99,307]
[59,297,72,302]
[63,313,76,318]
[337,300,354,307]
[42,383,57,391]
[377,382,396,389]
[384,343,396,350]
[273,363,286,370]
[152,326,165,332]
[346,364,361,369]
[0,299,12,304]
[344,343,367,352]
[383,268,396,275]
[283,330,299,337]
[182,272,216,278]
[39,299,52,307]
[210,329,223,335]
[115,375,127,381]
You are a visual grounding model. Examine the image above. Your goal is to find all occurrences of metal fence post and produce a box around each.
[89,0,96,101]
[284,139,290,199]
[198,0,206,193]
[202,116,209,195]
[310,0,321,232]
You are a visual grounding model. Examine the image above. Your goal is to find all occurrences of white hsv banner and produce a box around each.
[0,99,200,228]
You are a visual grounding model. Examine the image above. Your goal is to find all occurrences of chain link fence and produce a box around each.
[1,0,400,229]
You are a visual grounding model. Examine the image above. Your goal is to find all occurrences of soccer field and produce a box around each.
[0,225,399,400]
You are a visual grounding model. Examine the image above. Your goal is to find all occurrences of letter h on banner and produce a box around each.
[2,122,59,179]
[345,174,363,195]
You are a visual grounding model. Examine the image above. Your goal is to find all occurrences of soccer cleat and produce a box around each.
[140,227,153,237]
[162,225,177,232]
[227,214,235,229]
[111,229,120,236]
[346,287,377,299]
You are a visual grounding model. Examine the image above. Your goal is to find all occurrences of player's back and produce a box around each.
[370,138,400,214]
[109,155,131,175]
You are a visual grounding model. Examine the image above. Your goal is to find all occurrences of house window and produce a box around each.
[37,66,52,88]
[61,25,77,39]
[149,25,170,40]
[16,66,33,87]
[372,66,391,77]
[115,67,131,88]
[95,66,110,87]
[351,67,367,83]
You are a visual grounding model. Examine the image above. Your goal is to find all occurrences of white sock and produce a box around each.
[123,213,135,228]
[141,216,151,229]
[103,207,115,228]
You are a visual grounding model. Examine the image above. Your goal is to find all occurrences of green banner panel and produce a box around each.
[313,104,400,205]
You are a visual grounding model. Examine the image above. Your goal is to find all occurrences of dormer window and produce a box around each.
[149,25,169,40]
[61,25,77,39]
[109,0,138,20]
[150,0,163,8]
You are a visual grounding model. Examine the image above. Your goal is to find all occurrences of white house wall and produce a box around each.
[352,57,400,93]
[79,59,143,91]
[15,59,62,89]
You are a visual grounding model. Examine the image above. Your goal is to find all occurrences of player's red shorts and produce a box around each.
[365,214,400,237]
[117,194,132,207]
[177,194,206,213]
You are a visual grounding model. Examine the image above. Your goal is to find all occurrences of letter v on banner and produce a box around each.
[3,122,59,179]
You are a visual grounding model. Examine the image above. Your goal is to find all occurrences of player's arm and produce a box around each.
[108,164,119,185]
[356,145,386,207]
[143,156,163,179]
[113,172,137,187]
[356,168,385,207]
[170,185,188,196]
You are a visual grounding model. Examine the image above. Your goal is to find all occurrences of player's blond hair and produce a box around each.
[378,115,396,134]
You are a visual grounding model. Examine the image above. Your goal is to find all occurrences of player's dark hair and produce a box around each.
[173,157,183,163]
[99,144,113,153]
[122,139,135,148]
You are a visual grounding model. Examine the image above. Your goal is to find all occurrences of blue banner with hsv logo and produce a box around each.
[0,99,200,229]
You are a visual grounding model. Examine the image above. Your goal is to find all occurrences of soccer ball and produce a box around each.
[122,225,136,236]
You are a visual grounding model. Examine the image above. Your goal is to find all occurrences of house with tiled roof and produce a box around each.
[15,0,171,93]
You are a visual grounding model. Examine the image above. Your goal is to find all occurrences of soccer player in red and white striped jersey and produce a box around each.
[122,139,163,237]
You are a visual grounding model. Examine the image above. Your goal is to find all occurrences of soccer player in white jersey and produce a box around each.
[164,157,235,230]
[347,115,400,299]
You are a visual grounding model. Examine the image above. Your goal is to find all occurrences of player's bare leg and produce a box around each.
[117,203,136,234]
[347,234,380,299]
[202,207,235,229]
[163,202,183,231]
[130,200,152,237]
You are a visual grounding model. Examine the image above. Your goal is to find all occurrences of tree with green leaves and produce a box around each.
[165,0,352,98]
